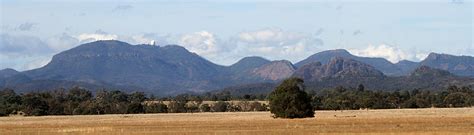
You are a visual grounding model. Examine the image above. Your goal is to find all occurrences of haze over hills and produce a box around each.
[1,40,473,95]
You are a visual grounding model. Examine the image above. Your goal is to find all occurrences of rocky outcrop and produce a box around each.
[293,57,385,81]
[251,60,296,81]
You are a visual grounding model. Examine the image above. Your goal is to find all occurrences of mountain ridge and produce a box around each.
[1,40,473,95]
[293,57,385,81]
[295,49,404,76]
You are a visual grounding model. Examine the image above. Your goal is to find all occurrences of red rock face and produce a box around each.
[251,60,296,81]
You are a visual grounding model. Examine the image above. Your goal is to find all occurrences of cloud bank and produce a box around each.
[16,22,37,31]
[178,31,221,58]
[0,28,446,71]
[227,28,323,64]
[348,44,428,63]
[77,33,118,43]
[0,34,55,70]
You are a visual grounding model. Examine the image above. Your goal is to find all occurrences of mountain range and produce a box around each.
[1,40,473,95]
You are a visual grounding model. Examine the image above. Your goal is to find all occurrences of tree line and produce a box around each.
[310,85,473,110]
[267,78,473,118]
[0,84,472,116]
[0,87,268,116]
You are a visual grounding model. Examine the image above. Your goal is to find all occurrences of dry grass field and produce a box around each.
[0,108,473,135]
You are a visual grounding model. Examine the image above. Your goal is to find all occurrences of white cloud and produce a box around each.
[23,56,52,70]
[178,31,221,57]
[0,34,55,70]
[77,33,118,43]
[0,34,54,57]
[17,22,37,31]
[46,33,80,52]
[0,28,325,68]
[415,53,429,60]
[131,35,154,44]
[230,28,323,63]
[348,44,427,63]
[113,5,133,12]
[237,28,309,45]
[117,33,173,46]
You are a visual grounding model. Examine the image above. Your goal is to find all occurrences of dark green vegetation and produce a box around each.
[312,85,473,110]
[1,84,472,116]
[0,87,269,116]
[268,78,314,118]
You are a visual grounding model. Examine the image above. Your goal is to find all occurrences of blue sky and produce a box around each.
[1,0,473,71]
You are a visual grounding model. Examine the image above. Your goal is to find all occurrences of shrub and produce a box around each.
[200,104,211,112]
[168,101,186,113]
[212,101,229,112]
[145,103,168,113]
[127,102,145,114]
[268,78,314,118]
[250,101,266,111]
[444,92,470,107]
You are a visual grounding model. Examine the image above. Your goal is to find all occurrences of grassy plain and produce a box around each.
[0,108,472,135]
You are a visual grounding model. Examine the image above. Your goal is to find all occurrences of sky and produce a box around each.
[1,0,473,71]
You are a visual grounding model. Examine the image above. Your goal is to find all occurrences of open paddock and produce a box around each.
[0,108,472,135]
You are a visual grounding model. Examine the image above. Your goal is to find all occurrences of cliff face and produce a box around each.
[293,57,385,81]
[251,60,296,81]
[296,49,403,76]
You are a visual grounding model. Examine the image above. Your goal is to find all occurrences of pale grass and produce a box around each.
[0,108,473,135]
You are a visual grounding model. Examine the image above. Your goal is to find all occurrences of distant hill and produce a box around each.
[229,56,271,74]
[410,65,453,78]
[293,57,385,81]
[250,60,295,81]
[1,41,295,95]
[395,60,419,75]
[419,53,474,77]
[20,40,229,95]
[295,49,403,76]
[220,64,474,95]
[0,68,19,78]
[1,40,473,95]
[228,59,296,84]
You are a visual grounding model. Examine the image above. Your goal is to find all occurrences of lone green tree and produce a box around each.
[268,77,314,118]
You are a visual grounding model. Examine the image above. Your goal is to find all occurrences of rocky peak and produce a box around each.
[251,60,296,81]
[425,53,451,61]
[410,66,452,77]
[295,49,403,76]
[293,57,385,81]
[326,57,385,78]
